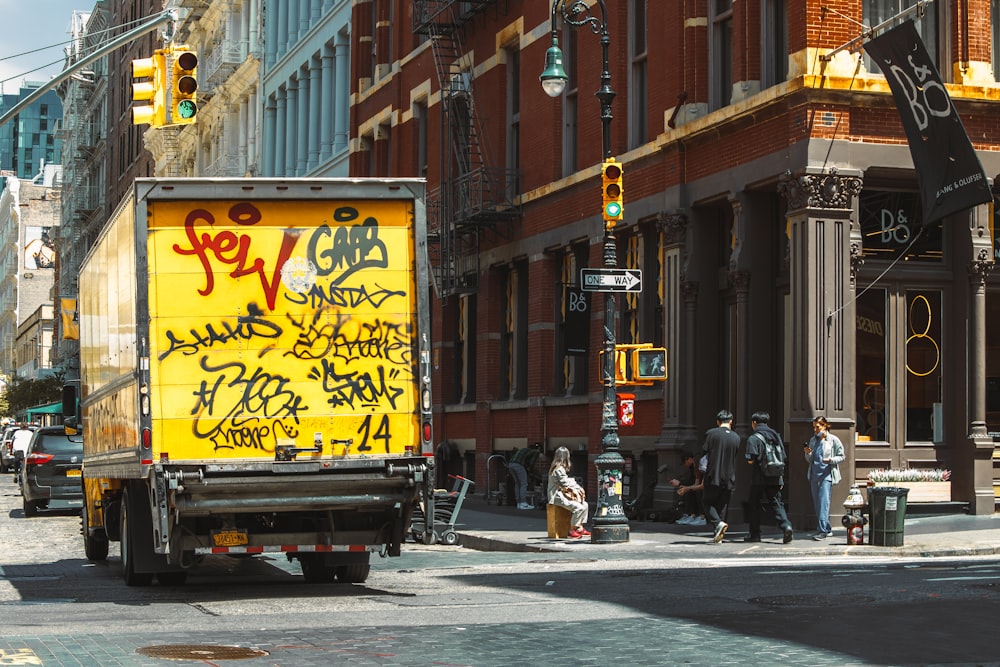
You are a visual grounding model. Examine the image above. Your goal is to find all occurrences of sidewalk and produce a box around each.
[451,495,1000,558]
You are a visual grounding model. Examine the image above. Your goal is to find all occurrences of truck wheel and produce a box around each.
[336,563,371,583]
[82,503,109,561]
[299,555,337,583]
[22,498,38,517]
[121,489,154,586]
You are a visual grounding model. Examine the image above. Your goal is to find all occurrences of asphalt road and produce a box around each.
[1,475,999,666]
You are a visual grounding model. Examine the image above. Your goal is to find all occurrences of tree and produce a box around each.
[2,373,65,418]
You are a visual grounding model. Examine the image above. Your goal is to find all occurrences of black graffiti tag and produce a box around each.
[285,282,405,310]
[308,359,405,410]
[190,356,307,452]
[159,303,283,360]
[306,208,388,286]
[331,318,413,367]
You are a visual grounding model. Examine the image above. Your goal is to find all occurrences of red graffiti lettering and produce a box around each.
[172,203,300,310]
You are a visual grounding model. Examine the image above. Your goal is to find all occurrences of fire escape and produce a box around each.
[412,0,522,297]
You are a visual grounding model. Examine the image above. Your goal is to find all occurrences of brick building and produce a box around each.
[350,1,1000,524]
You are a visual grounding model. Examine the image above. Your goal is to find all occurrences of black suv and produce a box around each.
[20,426,83,516]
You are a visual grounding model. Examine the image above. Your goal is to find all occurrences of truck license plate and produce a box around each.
[212,530,249,547]
[66,469,81,477]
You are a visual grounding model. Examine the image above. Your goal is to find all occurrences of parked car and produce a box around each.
[7,427,36,477]
[0,425,19,472]
[20,426,83,516]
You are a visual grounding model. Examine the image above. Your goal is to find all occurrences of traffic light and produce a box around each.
[600,344,667,386]
[601,158,624,224]
[131,51,166,127]
[170,47,198,125]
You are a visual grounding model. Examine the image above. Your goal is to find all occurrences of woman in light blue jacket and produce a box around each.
[804,416,845,540]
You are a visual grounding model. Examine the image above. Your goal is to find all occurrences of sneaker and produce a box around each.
[713,521,728,543]
[577,527,591,536]
[743,535,761,543]
[675,514,693,525]
[517,503,533,510]
[783,526,794,544]
[812,532,829,541]
[689,516,707,526]
[567,529,584,539]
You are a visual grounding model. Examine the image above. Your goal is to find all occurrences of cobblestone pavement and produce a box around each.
[0,617,915,667]
[3,481,1000,666]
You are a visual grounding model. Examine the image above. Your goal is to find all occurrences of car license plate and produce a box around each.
[212,529,249,547]
[66,469,81,477]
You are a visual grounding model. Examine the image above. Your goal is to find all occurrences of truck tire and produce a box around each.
[299,554,337,583]
[120,488,154,586]
[82,502,109,561]
[336,563,371,583]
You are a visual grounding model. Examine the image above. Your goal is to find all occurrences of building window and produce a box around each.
[456,294,477,403]
[857,288,888,442]
[628,0,648,149]
[711,0,734,110]
[993,0,1000,82]
[762,0,788,88]
[558,245,589,396]
[561,26,578,178]
[859,191,942,262]
[855,286,943,445]
[506,45,520,195]
[500,262,528,400]
[864,1,940,77]
[414,100,428,178]
[621,225,665,347]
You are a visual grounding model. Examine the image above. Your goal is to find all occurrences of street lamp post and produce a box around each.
[541,0,628,543]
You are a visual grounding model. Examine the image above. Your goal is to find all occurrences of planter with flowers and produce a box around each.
[865,468,952,503]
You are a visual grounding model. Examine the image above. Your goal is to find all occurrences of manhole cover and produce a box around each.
[750,594,875,607]
[136,645,268,661]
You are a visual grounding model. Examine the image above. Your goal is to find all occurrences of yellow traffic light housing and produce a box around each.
[131,51,166,127]
[600,343,667,386]
[170,47,198,125]
[601,158,624,224]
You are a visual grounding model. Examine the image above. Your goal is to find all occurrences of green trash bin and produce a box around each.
[868,486,909,546]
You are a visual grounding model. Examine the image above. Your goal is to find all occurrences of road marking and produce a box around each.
[0,649,43,665]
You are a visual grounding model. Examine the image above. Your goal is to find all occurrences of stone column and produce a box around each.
[321,43,335,161]
[967,202,995,515]
[652,211,693,511]
[778,168,863,529]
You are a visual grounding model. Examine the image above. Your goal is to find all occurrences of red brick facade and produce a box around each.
[352,1,1000,517]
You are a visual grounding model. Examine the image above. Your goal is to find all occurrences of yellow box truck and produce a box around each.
[68,178,434,585]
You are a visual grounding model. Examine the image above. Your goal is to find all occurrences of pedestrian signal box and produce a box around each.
[617,393,635,427]
[599,344,667,386]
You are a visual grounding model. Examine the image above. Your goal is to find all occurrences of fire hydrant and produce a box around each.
[841,484,868,545]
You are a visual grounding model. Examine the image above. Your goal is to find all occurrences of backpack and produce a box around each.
[754,432,786,478]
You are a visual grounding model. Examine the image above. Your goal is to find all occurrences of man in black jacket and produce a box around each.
[744,411,794,544]
[702,409,740,543]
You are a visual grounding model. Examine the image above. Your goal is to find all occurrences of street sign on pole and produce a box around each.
[580,268,642,293]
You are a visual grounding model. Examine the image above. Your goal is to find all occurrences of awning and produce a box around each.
[26,401,63,418]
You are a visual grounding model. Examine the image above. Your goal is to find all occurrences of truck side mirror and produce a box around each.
[62,384,79,434]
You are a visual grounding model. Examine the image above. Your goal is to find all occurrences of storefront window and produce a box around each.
[905,290,942,442]
[859,191,942,262]
[856,288,887,441]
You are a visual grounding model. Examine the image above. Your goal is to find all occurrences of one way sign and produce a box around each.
[580,268,642,293]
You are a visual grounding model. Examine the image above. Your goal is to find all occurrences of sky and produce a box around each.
[0,1,92,94]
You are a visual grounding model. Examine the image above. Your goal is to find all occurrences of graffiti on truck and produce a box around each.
[148,199,419,458]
